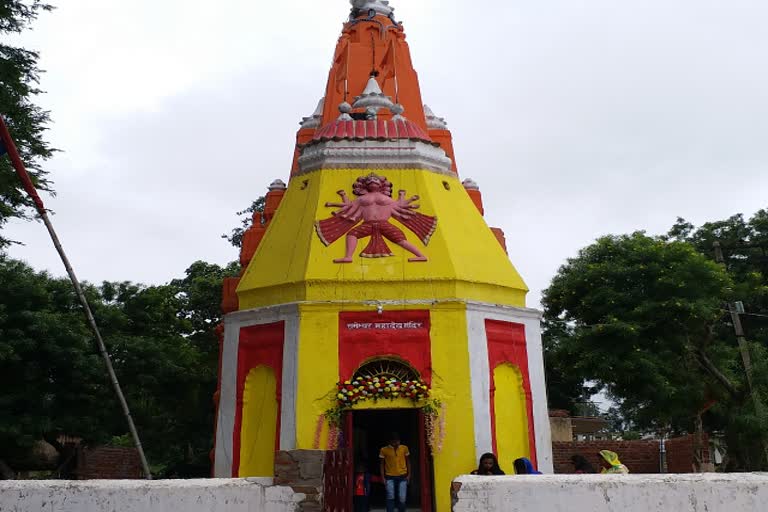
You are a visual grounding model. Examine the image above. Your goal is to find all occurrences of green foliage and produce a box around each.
[544,232,735,432]
[669,210,768,352]
[542,316,594,413]
[0,256,237,476]
[0,256,111,462]
[0,1,56,248]
[666,209,768,470]
[171,260,239,351]
[544,209,768,470]
[222,196,266,248]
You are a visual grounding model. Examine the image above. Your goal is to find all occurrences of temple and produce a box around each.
[213,1,553,510]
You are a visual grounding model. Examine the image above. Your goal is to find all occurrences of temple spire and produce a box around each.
[322,2,423,130]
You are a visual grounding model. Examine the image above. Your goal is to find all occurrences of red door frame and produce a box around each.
[323,412,355,512]
[345,412,354,512]
[417,410,434,512]
[346,409,432,512]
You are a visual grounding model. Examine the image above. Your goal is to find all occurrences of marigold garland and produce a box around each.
[313,415,325,449]
[335,375,430,406]
[323,375,445,454]
[422,397,446,454]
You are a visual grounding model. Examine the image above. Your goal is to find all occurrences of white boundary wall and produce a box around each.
[452,474,768,512]
[0,478,302,512]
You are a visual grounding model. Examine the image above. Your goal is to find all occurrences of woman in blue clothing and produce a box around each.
[513,457,542,475]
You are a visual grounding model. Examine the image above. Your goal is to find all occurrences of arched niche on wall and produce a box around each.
[239,365,278,477]
[492,363,530,470]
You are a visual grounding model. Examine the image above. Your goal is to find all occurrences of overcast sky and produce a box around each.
[5,0,768,308]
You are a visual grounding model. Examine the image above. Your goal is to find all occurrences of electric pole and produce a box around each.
[714,242,768,465]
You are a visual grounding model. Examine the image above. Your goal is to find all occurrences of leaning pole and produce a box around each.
[0,115,152,479]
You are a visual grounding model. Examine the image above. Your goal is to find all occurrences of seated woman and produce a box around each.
[570,454,597,474]
[513,457,542,475]
[599,450,630,474]
[471,453,505,475]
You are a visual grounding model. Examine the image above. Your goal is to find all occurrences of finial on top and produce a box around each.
[300,98,325,129]
[390,103,406,121]
[269,179,287,192]
[462,178,479,191]
[338,102,353,121]
[353,76,395,117]
[424,105,448,130]
[350,0,393,17]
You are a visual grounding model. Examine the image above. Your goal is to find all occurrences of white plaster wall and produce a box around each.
[452,474,768,512]
[0,479,302,512]
[465,303,554,473]
[214,304,300,477]
[466,308,492,459]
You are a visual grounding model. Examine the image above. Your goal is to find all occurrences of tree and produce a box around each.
[543,233,740,434]
[0,1,56,248]
[92,261,237,476]
[666,209,768,469]
[171,260,239,351]
[93,280,217,477]
[668,211,768,348]
[221,197,265,248]
[542,317,594,413]
[0,256,236,478]
[0,256,112,476]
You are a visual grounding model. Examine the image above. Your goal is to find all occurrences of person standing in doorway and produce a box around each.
[379,432,410,512]
[353,462,371,512]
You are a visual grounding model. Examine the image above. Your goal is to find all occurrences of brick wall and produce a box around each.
[553,440,661,474]
[76,446,143,480]
[553,435,711,474]
[666,434,710,473]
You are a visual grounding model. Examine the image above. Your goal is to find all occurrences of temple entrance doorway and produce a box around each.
[352,408,433,512]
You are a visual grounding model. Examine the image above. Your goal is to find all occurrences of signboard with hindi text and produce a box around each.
[338,310,432,382]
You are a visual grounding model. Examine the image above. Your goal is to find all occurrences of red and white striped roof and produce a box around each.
[308,118,435,146]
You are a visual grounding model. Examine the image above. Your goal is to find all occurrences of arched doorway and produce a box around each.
[350,358,433,512]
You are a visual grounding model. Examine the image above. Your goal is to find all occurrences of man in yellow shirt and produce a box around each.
[379,432,410,512]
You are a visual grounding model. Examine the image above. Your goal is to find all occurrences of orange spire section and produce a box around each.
[290,5,460,175]
[322,15,426,129]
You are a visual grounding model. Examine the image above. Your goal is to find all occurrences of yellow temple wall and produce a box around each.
[238,366,279,477]
[237,169,528,310]
[294,304,339,451]
[492,363,531,471]
[429,303,476,512]
[287,302,474,512]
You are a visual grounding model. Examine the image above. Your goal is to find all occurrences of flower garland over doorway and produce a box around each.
[323,358,445,453]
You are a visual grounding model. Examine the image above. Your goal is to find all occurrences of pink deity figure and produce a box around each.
[315,174,438,263]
